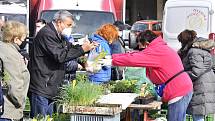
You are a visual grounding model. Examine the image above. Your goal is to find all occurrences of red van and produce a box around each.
[129,20,162,49]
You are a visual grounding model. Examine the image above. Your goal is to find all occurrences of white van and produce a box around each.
[0,0,28,26]
[163,0,215,50]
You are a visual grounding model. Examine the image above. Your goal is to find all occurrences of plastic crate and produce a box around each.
[70,113,120,121]
[186,115,192,121]
[24,97,30,112]
[205,115,214,121]
[23,97,30,118]
[186,114,214,121]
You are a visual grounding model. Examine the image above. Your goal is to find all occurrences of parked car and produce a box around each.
[129,20,162,49]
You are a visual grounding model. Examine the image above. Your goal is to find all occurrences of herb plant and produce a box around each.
[108,80,139,93]
[58,80,104,106]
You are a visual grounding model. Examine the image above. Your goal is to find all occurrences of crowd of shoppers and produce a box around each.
[1,9,215,121]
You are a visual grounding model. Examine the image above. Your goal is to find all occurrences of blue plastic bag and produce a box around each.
[155,84,165,97]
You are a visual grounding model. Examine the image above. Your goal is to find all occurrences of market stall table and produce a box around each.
[62,93,139,121]
[126,100,162,121]
[96,93,139,110]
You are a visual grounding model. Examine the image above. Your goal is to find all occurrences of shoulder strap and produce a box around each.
[165,70,184,85]
[118,37,125,48]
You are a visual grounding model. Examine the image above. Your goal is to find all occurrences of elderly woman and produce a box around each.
[87,23,118,84]
[0,21,30,120]
[178,29,215,121]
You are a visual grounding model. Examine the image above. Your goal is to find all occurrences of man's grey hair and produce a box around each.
[53,10,74,22]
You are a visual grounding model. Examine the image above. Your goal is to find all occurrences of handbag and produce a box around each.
[155,70,184,97]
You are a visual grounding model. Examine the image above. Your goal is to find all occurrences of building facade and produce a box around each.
[126,0,167,24]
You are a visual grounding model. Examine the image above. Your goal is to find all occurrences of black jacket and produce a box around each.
[63,59,78,85]
[28,22,85,99]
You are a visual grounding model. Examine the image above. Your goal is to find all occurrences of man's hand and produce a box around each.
[81,38,98,52]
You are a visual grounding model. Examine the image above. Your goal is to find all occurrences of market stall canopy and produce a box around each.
[0,0,26,5]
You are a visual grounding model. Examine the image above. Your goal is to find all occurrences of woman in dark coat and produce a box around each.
[178,29,215,121]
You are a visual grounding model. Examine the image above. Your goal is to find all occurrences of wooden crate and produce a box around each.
[62,104,122,116]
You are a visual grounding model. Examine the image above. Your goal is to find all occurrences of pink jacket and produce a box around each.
[112,36,193,102]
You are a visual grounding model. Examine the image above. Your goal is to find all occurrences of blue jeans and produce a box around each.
[192,114,204,121]
[28,93,54,118]
[168,91,193,121]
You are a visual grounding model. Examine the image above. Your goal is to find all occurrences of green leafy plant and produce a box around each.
[86,49,107,73]
[140,83,156,97]
[92,49,107,71]
[75,73,88,82]
[1,71,11,88]
[93,49,107,62]
[3,71,10,81]
[108,80,139,93]
[32,115,53,121]
[32,113,71,121]
[78,56,87,64]
[58,80,104,106]
[52,113,70,121]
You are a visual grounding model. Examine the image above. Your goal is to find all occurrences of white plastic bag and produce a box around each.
[86,45,104,73]
[154,117,167,121]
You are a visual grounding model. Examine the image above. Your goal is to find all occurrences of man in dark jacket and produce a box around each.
[28,10,97,118]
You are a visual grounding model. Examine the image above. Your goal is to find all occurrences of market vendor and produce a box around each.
[100,30,193,121]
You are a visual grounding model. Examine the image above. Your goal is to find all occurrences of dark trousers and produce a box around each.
[28,92,54,118]
[0,119,11,121]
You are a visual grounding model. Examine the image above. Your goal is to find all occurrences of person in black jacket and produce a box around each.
[63,35,82,85]
[28,10,97,118]
[35,19,46,35]
[110,21,126,80]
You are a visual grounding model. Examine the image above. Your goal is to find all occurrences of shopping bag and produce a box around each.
[155,84,165,97]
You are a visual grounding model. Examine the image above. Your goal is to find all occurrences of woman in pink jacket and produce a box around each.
[112,30,193,121]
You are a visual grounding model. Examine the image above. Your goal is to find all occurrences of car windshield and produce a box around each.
[131,23,148,31]
[40,10,115,36]
[0,13,26,24]
[152,22,162,31]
